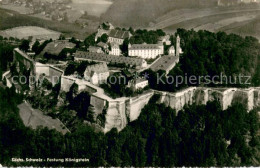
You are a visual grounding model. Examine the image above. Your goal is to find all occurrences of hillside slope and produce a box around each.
[101,0,260,40]
[0,8,94,39]
[100,0,217,27]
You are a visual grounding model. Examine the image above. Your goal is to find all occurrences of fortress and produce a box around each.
[60,75,260,133]
[13,48,260,133]
[13,48,63,86]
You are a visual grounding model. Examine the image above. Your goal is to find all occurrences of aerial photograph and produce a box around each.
[0,0,259,167]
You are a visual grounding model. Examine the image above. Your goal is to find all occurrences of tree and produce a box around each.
[35,39,52,55]
[84,33,96,48]
[64,62,77,76]
[120,38,129,56]
[19,40,30,52]
[128,27,134,35]
[32,40,40,53]
[100,34,109,43]
[59,34,66,40]
[70,92,91,119]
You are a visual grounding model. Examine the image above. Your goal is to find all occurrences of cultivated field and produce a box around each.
[99,0,260,40]
[154,8,260,30]
[0,8,93,39]
[71,0,113,17]
[0,4,32,14]
[0,26,61,40]
[194,15,256,32]
[221,15,260,40]
[160,8,260,40]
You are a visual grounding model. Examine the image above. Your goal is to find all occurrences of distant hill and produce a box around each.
[0,8,94,39]
[101,0,260,41]
[100,0,218,27]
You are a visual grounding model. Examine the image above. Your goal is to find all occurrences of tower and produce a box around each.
[176,35,180,57]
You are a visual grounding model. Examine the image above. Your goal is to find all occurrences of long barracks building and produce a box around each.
[74,51,147,69]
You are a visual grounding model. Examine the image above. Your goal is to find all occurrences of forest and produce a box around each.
[0,87,259,167]
[0,38,16,78]
[0,26,260,166]
[144,29,260,92]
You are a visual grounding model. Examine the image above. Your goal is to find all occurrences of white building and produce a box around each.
[128,43,164,59]
[108,29,131,45]
[176,35,183,57]
[128,78,149,91]
[109,43,121,56]
[84,63,109,85]
[168,46,175,56]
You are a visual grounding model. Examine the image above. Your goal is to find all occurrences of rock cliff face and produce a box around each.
[254,88,260,106]
[126,91,154,122]
[104,101,127,133]
[102,87,260,132]
[61,80,260,133]
[91,91,154,133]
[159,87,197,112]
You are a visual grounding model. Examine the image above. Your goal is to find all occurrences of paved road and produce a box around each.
[18,101,69,135]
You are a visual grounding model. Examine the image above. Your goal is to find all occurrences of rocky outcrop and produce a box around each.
[103,87,260,132]
[254,88,260,107]
[126,91,154,121]
[159,87,197,112]
[104,101,127,133]
[61,79,260,133]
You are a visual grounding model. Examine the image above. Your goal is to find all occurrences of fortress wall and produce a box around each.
[127,91,154,122]
[222,89,238,110]
[14,49,34,74]
[194,88,209,105]
[90,95,106,116]
[163,87,197,112]
[254,88,260,107]
[210,88,238,110]
[48,66,63,85]
[104,101,127,133]
[35,65,63,86]
[35,65,50,83]
[35,66,50,76]
[232,89,254,111]
[61,76,75,92]
[247,89,255,111]
[59,76,260,133]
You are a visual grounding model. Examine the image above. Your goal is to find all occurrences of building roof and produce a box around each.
[88,46,102,53]
[168,46,175,50]
[108,29,130,39]
[97,42,108,48]
[158,35,170,41]
[150,55,179,73]
[129,44,162,50]
[41,41,76,56]
[111,42,120,48]
[84,63,109,78]
[75,51,146,67]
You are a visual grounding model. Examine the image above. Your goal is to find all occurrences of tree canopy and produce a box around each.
[0,88,259,167]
